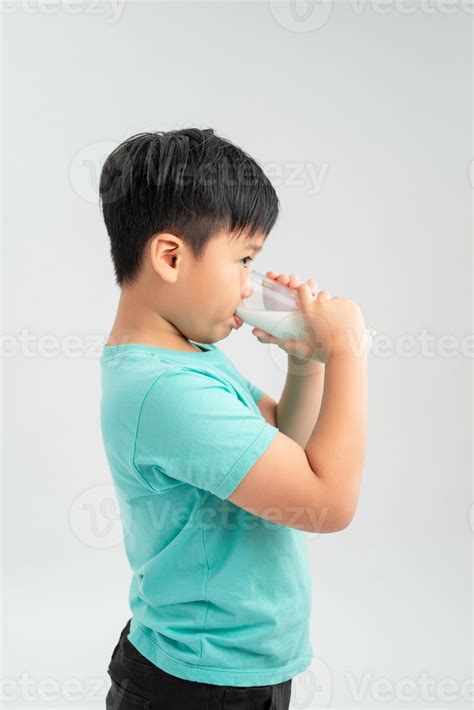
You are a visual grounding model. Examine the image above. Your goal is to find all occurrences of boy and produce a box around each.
[100,128,368,710]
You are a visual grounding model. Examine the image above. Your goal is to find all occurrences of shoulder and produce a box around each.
[141,365,236,406]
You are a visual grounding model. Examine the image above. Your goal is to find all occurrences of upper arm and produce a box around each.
[227,431,351,533]
[235,382,350,532]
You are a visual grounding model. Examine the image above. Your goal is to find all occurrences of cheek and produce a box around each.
[216,268,241,310]
[207,259,242,293]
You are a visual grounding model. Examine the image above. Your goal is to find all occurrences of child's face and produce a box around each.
[174,229,266,344]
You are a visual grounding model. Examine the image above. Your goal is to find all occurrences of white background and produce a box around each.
[3,2,472,708]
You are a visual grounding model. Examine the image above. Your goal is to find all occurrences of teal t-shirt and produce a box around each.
[100,339,313,687]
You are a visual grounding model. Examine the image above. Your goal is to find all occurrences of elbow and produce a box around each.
[306,469,361,533]
[313,513,354,534]
[310,500,357,534]
[334,500,357,531]
[334,510,355,531]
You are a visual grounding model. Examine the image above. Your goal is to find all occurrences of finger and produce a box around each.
[252,329,280,345]
[307,278,318,296]
[275,274,290,285]
[288,273,301,287]
[276,337,316,361]
[317,289,331,301]
[252,328,272,339]
[295,282,316,310]
[265,271,287,283]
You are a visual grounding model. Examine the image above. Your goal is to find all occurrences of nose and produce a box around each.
[241,281,255,301]
[237,270,255,309]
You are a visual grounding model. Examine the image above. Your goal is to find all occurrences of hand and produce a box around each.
[252,271,322,365]
[251,271,371,364]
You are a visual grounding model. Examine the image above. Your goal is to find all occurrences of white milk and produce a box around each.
[235,306,307,340]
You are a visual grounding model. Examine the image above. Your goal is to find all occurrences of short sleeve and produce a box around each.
[242,376,264,405]
[133,369,279,500]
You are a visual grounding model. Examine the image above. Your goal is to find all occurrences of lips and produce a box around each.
[233,314,244,329]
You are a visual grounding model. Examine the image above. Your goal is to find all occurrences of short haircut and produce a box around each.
[99,127,279,287]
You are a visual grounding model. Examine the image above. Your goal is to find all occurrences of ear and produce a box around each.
[149,232,183,281]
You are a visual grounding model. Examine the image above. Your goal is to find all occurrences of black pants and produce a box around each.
[106,619,292,709]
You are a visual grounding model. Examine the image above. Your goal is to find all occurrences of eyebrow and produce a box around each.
[247,241,264,253]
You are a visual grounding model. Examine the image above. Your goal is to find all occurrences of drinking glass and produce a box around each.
[235,269,307,340]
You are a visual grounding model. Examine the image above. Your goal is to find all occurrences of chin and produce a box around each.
[190,332,215,345]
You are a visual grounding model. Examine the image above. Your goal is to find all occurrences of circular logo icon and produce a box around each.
[268,0,333,33]
[69,482,132,548]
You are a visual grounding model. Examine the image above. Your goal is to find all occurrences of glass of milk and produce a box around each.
[235,270,308,340]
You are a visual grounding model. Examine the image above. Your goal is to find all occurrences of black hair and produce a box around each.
[99,127,279,287]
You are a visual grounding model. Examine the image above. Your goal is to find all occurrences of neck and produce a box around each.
[106,286,191,349]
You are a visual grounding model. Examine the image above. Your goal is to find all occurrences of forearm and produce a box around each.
[276,354,325,448]
[305,351,368,518]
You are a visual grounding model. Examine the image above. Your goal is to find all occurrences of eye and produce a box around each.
[240,256,253,268]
